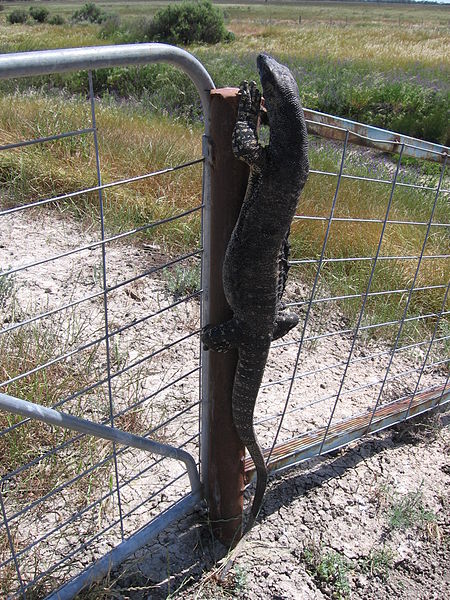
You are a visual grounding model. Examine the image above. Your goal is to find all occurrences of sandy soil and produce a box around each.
[84,411,450,600]
[0,209,448,599]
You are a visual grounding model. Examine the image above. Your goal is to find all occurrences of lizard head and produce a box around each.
[257,53,300,115]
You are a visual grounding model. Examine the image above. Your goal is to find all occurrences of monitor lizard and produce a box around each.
[202,53,309,533]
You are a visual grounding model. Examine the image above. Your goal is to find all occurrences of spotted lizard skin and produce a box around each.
[202,53,309,532]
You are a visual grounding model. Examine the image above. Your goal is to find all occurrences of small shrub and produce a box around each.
[387,489,436,531]
[7,9,28,24]
[135,0,234,45]
[359,547,394,581]
[48,14,65,26]
[29,6,49,23]
[99,14,122,40]
[303,545,352,600]
[0,271,16,309]
[71,2,108,24]
[164,263,200,299]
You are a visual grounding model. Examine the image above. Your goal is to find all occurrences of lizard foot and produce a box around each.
[273,310,299,341]
[201,319,244,353]
[237,80,261,133]
[232,82,265,167]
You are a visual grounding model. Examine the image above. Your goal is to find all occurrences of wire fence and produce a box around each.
[245,115,449,479]
[0,45,213,599]
[0,44,449,599]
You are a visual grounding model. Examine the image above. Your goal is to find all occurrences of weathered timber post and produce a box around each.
[205,88,249,546]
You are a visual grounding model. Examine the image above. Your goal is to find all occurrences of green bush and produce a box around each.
[135,0,234,45]
[7,9,28,24]
[29,6,49,23]
[48,14,65,25]
[99,14,122,40]
[71,2,108,24]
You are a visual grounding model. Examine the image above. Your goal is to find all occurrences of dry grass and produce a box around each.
[0,92,203,250]
[220,21,448,72]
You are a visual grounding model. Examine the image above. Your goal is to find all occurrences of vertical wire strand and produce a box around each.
[404,282,449,421]
[0,489,25,598]
[366,155,448,432]
[88,71,124,539]
[266,131,350,464]
[318,145,405,454]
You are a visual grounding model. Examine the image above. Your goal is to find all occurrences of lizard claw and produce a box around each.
[238,80,261,133]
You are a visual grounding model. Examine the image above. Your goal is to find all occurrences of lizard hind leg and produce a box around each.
[273,310,299,341]
[201,317,245,353]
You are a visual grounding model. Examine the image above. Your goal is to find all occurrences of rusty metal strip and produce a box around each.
[245,384,450,482]
[303,109,449,164]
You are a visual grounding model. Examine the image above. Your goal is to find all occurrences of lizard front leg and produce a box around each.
[273,230,300,340]
[232,81,266,169]
[201,318,245,352]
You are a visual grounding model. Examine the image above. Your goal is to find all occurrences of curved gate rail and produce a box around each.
[0,44,214,600]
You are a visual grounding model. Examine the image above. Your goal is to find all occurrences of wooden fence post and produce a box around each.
[205,88,249,547]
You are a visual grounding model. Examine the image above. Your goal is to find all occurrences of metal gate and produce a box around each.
[0,44,214,599]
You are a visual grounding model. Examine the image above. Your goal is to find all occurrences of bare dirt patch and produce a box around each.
[96,412,449,600]
[1,209,448,598]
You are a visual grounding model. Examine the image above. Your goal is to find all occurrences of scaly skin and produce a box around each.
[202,54,309,533]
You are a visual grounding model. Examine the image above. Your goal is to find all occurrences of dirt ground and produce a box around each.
[95,411,449,600]
[1,210,448,599]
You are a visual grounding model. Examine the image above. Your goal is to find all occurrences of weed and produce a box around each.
[0,269,15,308]
[231,564,247,593]
[303,544,352,599]
[388,488,437,531]
[164,263,201,299]
[359,546,394,581]
[377,484,438,534]
[0,304,109,498]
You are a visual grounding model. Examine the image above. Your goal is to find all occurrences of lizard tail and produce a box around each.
[232,342,270,534]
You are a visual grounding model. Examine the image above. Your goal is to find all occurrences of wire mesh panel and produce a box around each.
[0,46,213,599]
[245,122,449,478]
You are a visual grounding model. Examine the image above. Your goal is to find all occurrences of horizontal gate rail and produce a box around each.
[304,108,449,163]
[0,393,201,493]
[245,383,450,480]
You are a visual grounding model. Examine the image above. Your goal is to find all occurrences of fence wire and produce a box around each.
[245,118,449,478]
[0,46,449,600]
[0,55,208,598]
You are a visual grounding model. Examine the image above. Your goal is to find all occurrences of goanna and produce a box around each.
[202,53,309,533]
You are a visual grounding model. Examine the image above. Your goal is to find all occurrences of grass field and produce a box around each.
[1,1,449,146]
[0,0,449,337]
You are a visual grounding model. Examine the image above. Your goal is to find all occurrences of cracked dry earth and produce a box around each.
[1,209,448,599]
[100,414,450,600]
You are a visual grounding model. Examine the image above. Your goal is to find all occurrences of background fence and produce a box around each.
[0,44,448,599]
